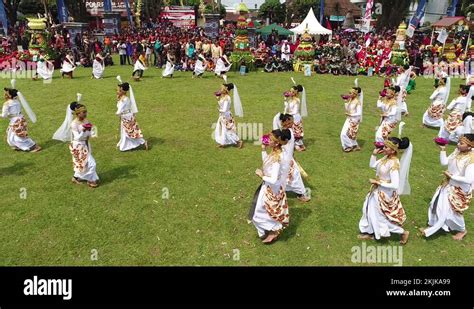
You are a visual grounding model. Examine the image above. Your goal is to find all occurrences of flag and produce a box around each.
[319,0,324,23]
[437,28,448,44]
[0,0,8,35]
[361,0,373,33]
[124,0,134,29]
[446,0,459,17]
[57,0,68,23]
[104,0,113,12]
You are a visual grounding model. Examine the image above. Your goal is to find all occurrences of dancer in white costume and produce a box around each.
[273,113,310,202]
[420,134,474,241]
[422,75,450,128]
[214,82,244,148]
[132,53,147,81]
[1,80,41,152]
[340,83,363,152]
[162,51,175,78]
[437,85,470,143]
[53,94,99,188]
[359,132,412,245]
[193,52,207,78]
[60,52,76,79]
[115,76,148,151]
[34,55,54,81]
[283,82,308,152]
[249,129,292,244]
[92,53,105,79]
[375,86,399,144]
[214,54,231,79]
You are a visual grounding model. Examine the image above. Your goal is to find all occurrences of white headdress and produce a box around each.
[52,93,82,142]
[117,75,138,113]
[397,121,412,195]
[11,79,37,123]
[355,78,363,122]
[291,77,307,117]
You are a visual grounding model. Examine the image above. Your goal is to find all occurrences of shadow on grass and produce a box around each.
[278,206,312,242]
[0,161,34,176]
[303,138,316,147]
[147,136,165,150]
[99,164,137,186]
[39,139,64,151]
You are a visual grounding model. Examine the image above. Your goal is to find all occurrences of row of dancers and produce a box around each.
[4,67,473,245]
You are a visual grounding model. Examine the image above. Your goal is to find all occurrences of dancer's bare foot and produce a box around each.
[353,146,361,151]
[31,145,42,153]
[262,231,279,244]
[88,181,98,188]
[297,195,310,202]
[357,234,374,240]
[237,140,243,149]
[418,227,426,237]
[216,144,225,148]
[452,230,467,241]
[71,177,82,185]
[400,231,410,245]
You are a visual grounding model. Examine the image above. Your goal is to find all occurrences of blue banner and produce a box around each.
[104,0,113,12]
[124,0,134,29]
[408,0,426,29]
[57,0,68,23]
[446,0,459,16]
[319,0,324,23]
[0,0,8,35]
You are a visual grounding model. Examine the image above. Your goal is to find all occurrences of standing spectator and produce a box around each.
[118,41,127,65]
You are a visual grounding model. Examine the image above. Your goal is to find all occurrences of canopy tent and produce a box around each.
[256,23,293,36]
[290,8,332,35]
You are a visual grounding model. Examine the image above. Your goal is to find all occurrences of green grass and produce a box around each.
[0,58,473,266]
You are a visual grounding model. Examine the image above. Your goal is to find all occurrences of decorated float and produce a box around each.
[390,21,409,66]
[293,26,315,72]
[230,3,254,71]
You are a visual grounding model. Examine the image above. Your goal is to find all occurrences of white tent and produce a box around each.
[290,8,332,35]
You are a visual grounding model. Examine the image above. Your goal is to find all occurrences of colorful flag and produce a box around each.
[361,0,373,33]
[57,0,68,23]
[0,0,8,35]
[319,0,324,23]
[104,0,113,12]
[447,0,459,16]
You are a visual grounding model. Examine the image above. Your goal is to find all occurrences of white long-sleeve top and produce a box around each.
[370,155,400,190]
[71,119,92,143]
[377,98,397,121]
[440,150,474,193]
[116,96,132,115]
[262,151,281,186]
[2,99,22,118]
[345,98,362,118]
[218,95,231,114]
[284,98,300,115]
[446,96,467,114]
[430,86,448,103]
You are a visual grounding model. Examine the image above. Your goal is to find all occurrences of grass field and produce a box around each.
[0,58,473,266]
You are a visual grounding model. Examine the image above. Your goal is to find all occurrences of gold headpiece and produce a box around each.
[459,136,474,148]
[73,105,87,116]
[385,140,399,151]
[270,133,289,146]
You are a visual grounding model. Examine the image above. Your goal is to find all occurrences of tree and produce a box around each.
[259,0,286,24]
[375,0,411,30]
[286,0,320,25]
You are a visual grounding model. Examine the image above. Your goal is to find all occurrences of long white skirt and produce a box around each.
[60,61,75,73]
[424,185,466,237]
[118,113,145,151]
[92,61,104,79]
[70,141,99,182]
[6,116,36,151]
[252,184,284,237]
[162,61,174,77]
[422,101,444,127]
[37,62,53,80]
[359,188,404,240]
[375,118,397,143]
[194,60,206,75]
[214,113,240,145]
[214,60,231,75]
[340,116,360,150]
[286,160,305,195]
